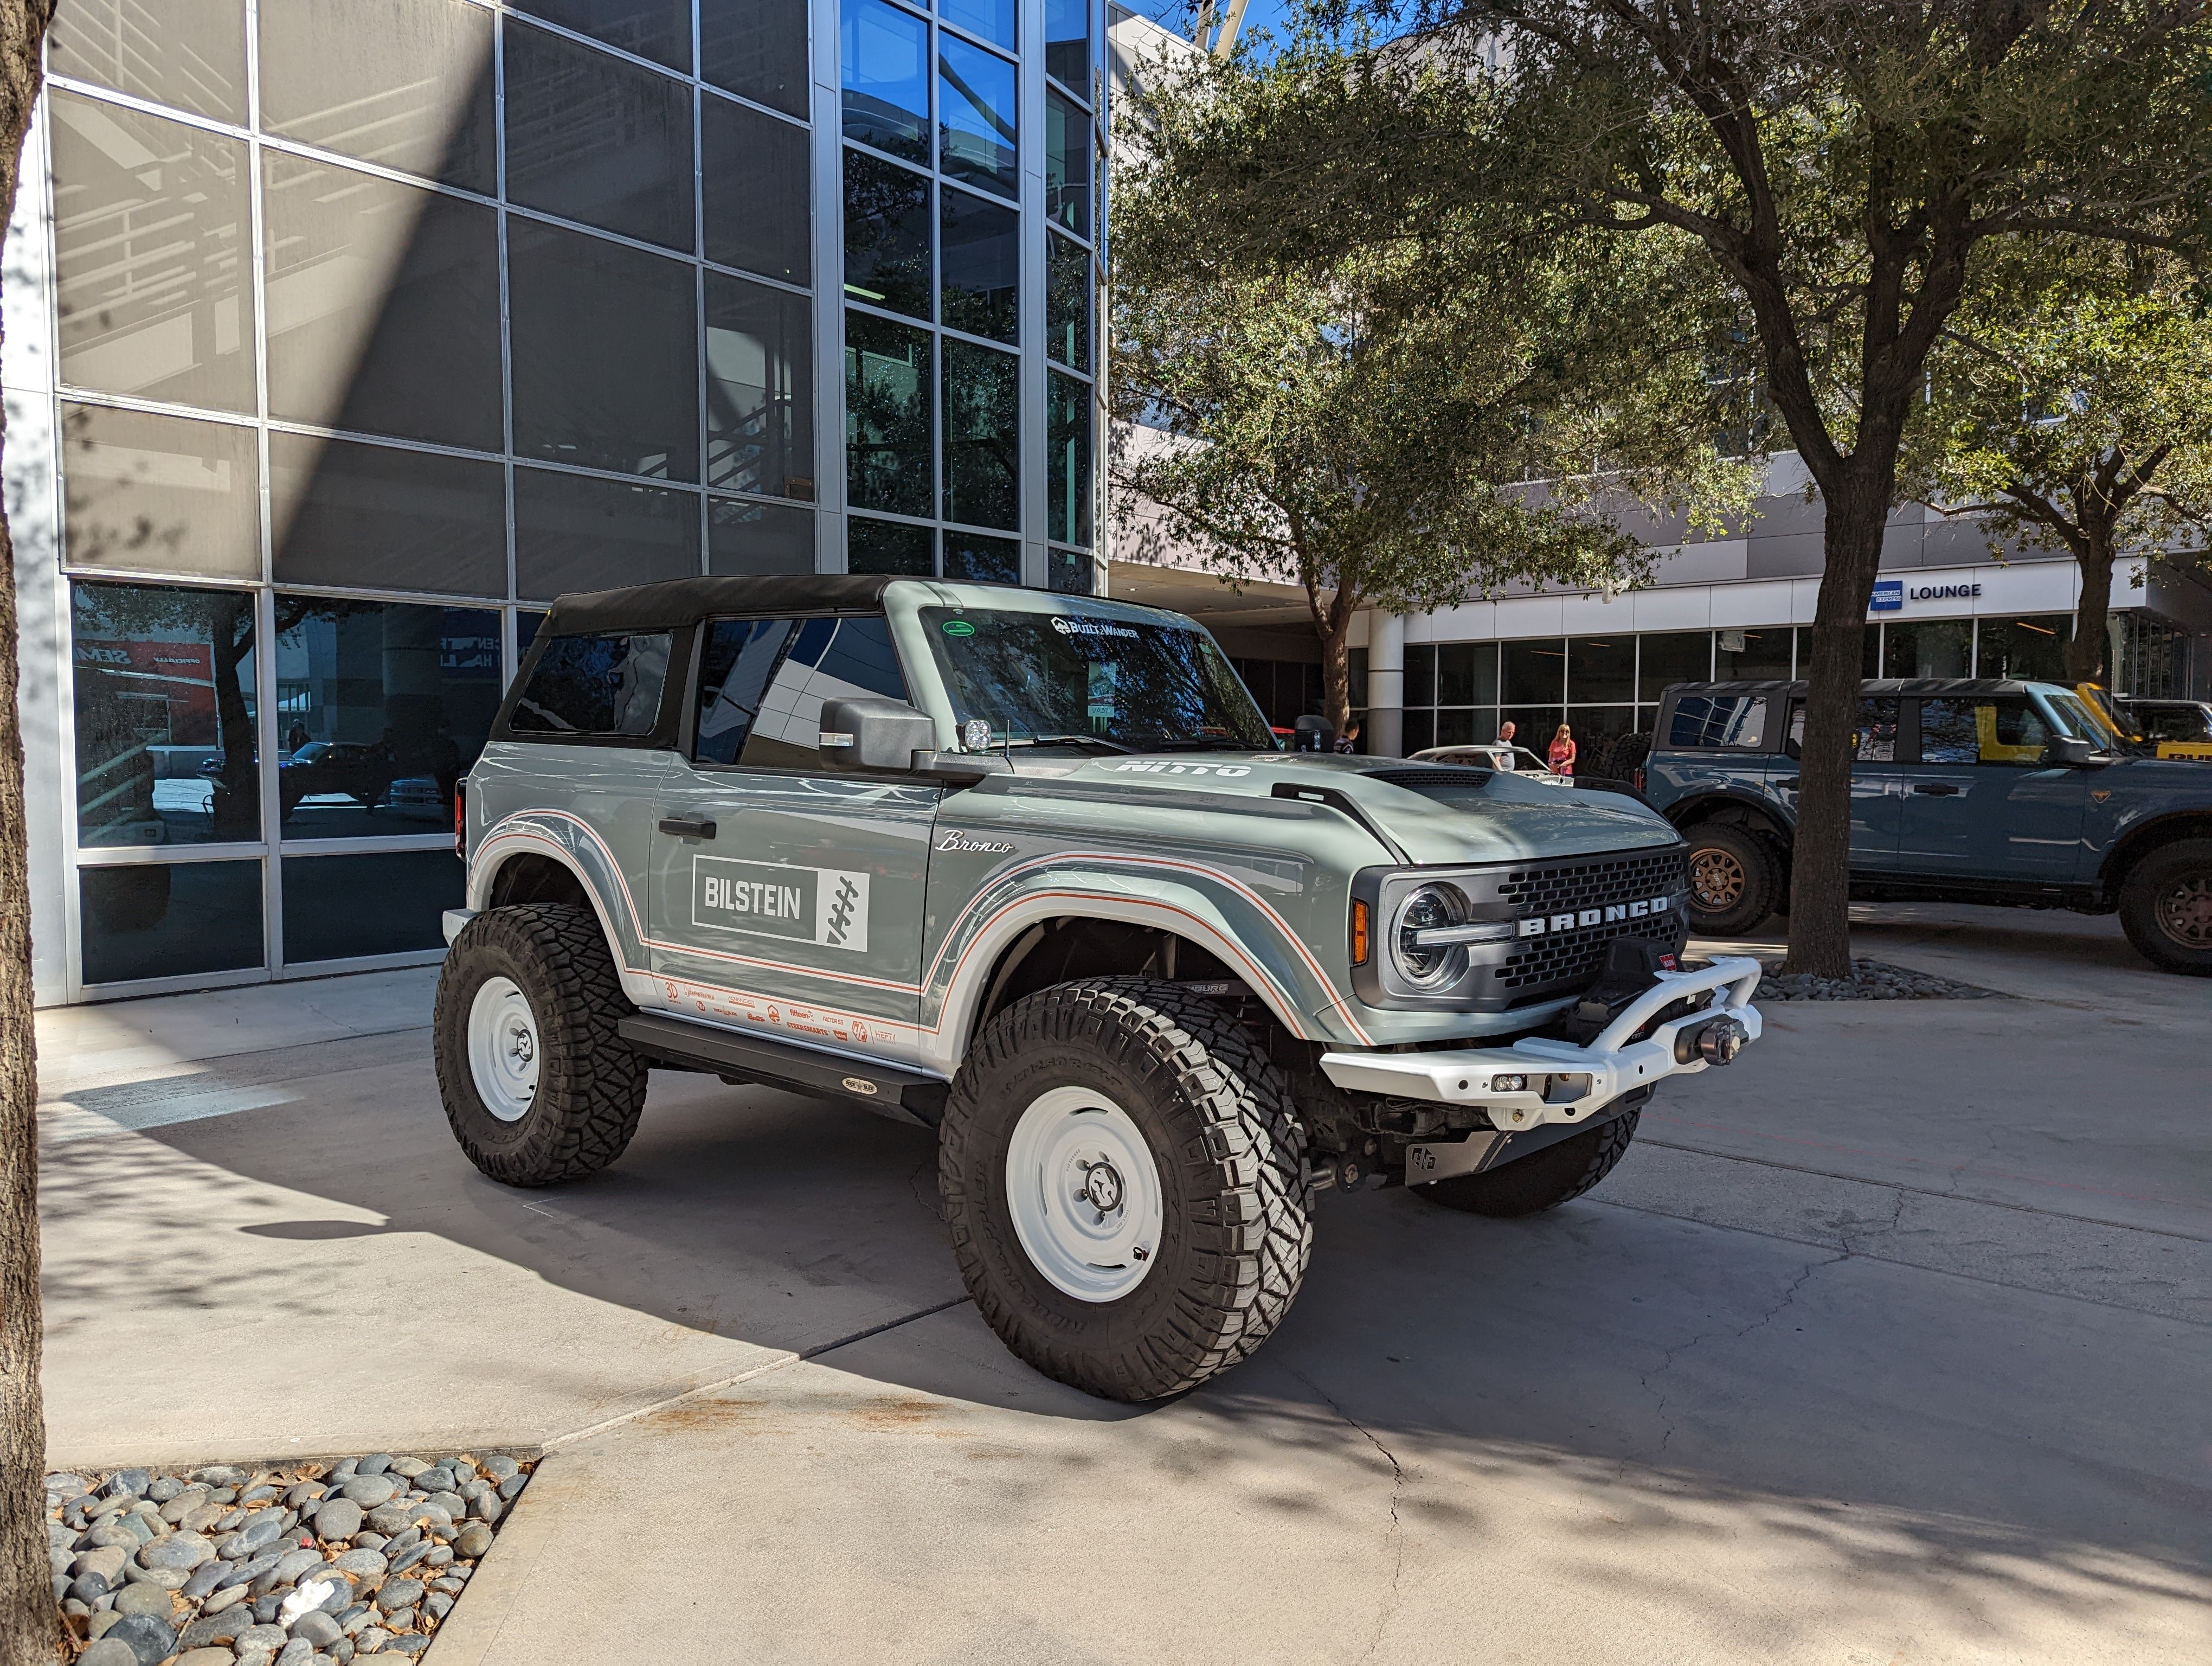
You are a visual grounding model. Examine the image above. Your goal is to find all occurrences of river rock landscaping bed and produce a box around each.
[1753,958,1998,1001]
[50,1452,533,1665]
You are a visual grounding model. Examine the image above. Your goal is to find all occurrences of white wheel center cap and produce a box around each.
[1082,1161,1123,1213]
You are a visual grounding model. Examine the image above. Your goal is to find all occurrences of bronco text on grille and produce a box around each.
[1495,848,1688,994]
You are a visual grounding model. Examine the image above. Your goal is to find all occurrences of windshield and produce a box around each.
[2043,691,2117,745]
[921,606,1277,750]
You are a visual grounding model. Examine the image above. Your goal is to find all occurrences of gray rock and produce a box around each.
[427,1577,465,1594]
[453,1477,489,1503]
[269,1547,327,1586]
[72,1544,130,1585]
[466,1494,503,1526]
[76,1641,139,1666]
[286,1482,329,1509]
[450,1524,493,1561]
[385,1541,431,1576]
[181,1502,228,1534]
[382,1528,421,1556]
[118,1513,159,1545]
[221,1513,291,1558]
[355,1454,393,1478]
[480,1456,519,1481]
[100,1612,177,1665]
[293,1610,346,1647]
[412,1468,454,1495]
[330,1642,357,1665]
[110,1581,175,1618]
[146,1477,185,1504]
[232,1551,286,1585]
[387,1458,431,1480]
[423,1491,466,1521]
[327,1458,358,1481]
[422,1593,454,1622]
[180,1558,235,1598]
[496,1473,527,1501]
[342,1475,398,1509]
[352,1629,391,1654]
[297,1570,355,1613]
[236,1622,288,1652]
[381,1608,419,1633]
[120,1561,188,1591]
[88,1607,126,1638]
[407,1504,453,1536]
[312,1498,364,1542]
[68,1571,113,1605]
[421,1547,452,1570]
[331,1549,388,1582]
[276,1638,318,1666]
[377,1637,432,1657]
[161,1486,213,1524]
[83,1520,138,1551]
[241,1484,280,1505]
[362,1505,413,1536]
[209,1486,240,1505]
[375,1579,425,1614]
[191,1465,248,1487]
[176,1650,239,1666]
[179,1607,253,1650]
[104,1469,152,1500]
[214,1509,248,1533]
[48,1471,90,1495]
[200,1583,252,1614]
[253,1592,287,1624]
[138,1531,216,1572]
[336,1604,372,1629]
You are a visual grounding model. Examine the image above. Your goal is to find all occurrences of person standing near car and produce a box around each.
[1333,717,1362,755]
[1548,722,1576,775]
[1497,719,1516,746]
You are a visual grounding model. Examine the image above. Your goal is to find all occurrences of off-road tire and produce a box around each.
[940,978,1311,1402]
[433,904,648,1185]
[2119,838,2212,976]
[1682,823,1780,935]
[1414,1107,1643,1218]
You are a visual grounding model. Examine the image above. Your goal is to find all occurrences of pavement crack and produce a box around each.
[1289,1369,1404,1664]
[907,1148,944,1225]
[1637,1251,1848,1461]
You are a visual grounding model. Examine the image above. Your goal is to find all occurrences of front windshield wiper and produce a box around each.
[1006,734,1137,754]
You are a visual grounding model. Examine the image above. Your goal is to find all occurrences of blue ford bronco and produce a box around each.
[1636,677,2212,975]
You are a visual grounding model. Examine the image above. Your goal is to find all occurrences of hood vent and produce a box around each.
[1362,766,1496,798]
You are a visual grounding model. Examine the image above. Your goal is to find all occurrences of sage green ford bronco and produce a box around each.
[434,576,1763,1401]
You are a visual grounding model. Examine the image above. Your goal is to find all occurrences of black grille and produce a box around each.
[1364,766,1495,791]
[1492,848,1687,993]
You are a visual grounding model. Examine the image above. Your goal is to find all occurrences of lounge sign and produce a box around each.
[1870,578,1983,613]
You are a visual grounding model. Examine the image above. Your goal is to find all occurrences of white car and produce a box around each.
[1411,742,1573,786]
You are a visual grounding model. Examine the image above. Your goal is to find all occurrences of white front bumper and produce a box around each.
[1320,956,1764,1131]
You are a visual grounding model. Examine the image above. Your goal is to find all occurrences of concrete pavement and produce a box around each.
[37,905,2212,1663]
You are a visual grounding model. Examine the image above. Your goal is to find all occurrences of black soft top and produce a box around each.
[1666,677,2044,699]
[544,574,902,636]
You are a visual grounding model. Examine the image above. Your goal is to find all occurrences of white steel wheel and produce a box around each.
[1004,1086,1165,1303]
[467,975,541,1123]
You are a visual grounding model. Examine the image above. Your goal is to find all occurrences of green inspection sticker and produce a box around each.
[942,619,976,637]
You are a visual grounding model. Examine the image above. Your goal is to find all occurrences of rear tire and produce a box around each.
[433,904,648,1185]
[940,978,1310,1402]
[1682,823,1780,935]
[2119,838,2212,976]
[1414,1107,1642,1218]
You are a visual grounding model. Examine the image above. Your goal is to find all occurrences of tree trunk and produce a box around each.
[2065,526,2117,687]
[1307,577,1358,744]
[0,5,59,1662]
[1783,478,1888,979]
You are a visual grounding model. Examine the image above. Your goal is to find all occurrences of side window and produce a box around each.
[1919,696,2049,764]
[1853,697,1900,762]
[511,632,671,736]
[1917,698,1979,764]
[692,615,909,769]
[1667,694,1767,749]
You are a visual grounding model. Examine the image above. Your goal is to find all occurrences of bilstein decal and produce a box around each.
[692,855,870,953]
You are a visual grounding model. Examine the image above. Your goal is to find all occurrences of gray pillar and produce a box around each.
[1364,609,1405,757]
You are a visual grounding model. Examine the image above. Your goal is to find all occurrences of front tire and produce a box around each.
[940,978,1310,1402]
[1682,823,1780,935]
[2119,838,2212,976]
[1414,1106,1642,1218]
[433,904,648,1185]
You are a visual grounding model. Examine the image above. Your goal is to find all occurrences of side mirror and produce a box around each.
[1293,714,1334,753]
[819,696,936,771]
[2042,735,2108,769]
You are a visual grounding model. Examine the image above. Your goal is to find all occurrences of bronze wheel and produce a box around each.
[2119,838,2212,976]
[1680,824,1780,935]
[1690,847,1747,912]
[2153,874,2212,949]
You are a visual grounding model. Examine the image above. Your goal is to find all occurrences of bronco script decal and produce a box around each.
[692,855,870,953]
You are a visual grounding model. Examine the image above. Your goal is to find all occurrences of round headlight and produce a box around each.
[1391,884,1468,990]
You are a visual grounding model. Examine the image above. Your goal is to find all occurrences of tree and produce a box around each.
[0,4,57,1661]
[1136,1,2212,973]
[1111,40,1752,739]
[1906,245,2212,687]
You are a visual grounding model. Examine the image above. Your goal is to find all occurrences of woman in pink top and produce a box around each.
[1547,723,1576,775]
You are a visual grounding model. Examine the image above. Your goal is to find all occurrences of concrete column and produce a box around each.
[1364,609,1405,757]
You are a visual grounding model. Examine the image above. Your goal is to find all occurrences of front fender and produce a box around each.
[469,810,651,993]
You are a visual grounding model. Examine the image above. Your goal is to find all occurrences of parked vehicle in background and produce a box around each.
[2117,696,2212,762]
[1636,677,2212,974]
[1412,741,1571,784]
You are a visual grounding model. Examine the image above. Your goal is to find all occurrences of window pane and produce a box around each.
[510,218,700,482]
[1044,0,1089,92]
[945,531,1019,582]
[514,0,691,73]
[1881,619,1971,679]
[843,149,931,319]
[709,497,815,575]
[1404,709,1434,753]
[1567,636,1635,703]
[1404,643,1436,707]
[1436,642,1497,706]
[283,850,465,963]
[82,861,263,985]
[505,20,694,251]
[258,0,495,193]
[848,515,933,575]
[1667,695,1766,749]
[707,274,815,502]
[943,341,1019,531]
[842,0,929,163]
[1499,705,1561,749]
[694,616,909,766]
[1045,230,1090,370]
[63,403,260,581]
[702,0,810,117]
[1046,371,1092,547]
[1047,548,1094,594]
[1714,626,1793,681]
[1853,697,1901,761]
[72,579,259,847]
[1045,88,1091,234]
[52,92,254,413]
[271,433,506,598]
[943,189,1017,344]
[513,469,702,600]
[512,630,673,735]
[1919,697,2053,766]
[703,93,811,284]
[262,151,503,452]
[944,0,1014,52]
[1974,615,2068,682]
[50,0,247,126]
[845,311,933,517]
[941,38,1018,198]
[1502,638,1566,705]
[274,598,503,836]
[1638,630,1712,700]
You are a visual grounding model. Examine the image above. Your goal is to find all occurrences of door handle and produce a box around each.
[1774,778,1799,791]
[1913,783,1960,797]
[658,815,717,839]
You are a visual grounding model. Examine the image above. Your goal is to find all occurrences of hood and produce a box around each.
[1039,753,1677,866]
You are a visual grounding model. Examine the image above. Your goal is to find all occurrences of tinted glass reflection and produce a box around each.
[505,19,695,251]
[848,516,933,575]
[943,0,1014,50]
[1045,230,1089,370]
[702,0,811,117]
[843,150,932,319]
[513,469,703,600]
[63,403,261,582]
[1045,89,1090,234]
[273,597,501,837]
[709,498,815,575]
[81,861,263,986]
[842,0,929,163]
[945,532,1020,582]
[942,190,1017,343]
[283,850,466,963]
[515,0,691,73]
[703,94,812,285]
[845,311,933,518]
[943,341,1019,531]
[1044,0,1089,91]
[52,0,248,125]
[271,433,507,599]
[1567,636,1635,703]
[1047,548,1094,594]
[940,37,1017,198]
[708,275,816,502]
[1046,372,1092,547]
[73,580,260,847]
[1638,630,1712,700]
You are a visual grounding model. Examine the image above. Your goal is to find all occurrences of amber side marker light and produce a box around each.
[1350,899,1371,966]
[454,779,467,859]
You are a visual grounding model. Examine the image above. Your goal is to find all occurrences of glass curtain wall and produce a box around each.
[839,0,1101,588]
[43,0,816,990]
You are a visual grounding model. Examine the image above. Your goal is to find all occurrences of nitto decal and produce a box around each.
[1107,761,1253,778]
[692,855,870,953]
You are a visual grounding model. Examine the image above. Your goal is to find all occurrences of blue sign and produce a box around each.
[1869,579,1904,613]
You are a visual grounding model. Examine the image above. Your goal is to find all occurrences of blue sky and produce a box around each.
[1116,0,1302,58]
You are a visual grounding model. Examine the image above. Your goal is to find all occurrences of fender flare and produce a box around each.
[1667,790,1792,846]
[470,813,649,988]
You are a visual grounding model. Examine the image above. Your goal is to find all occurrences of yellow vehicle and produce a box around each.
[2074,683,2212,761]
